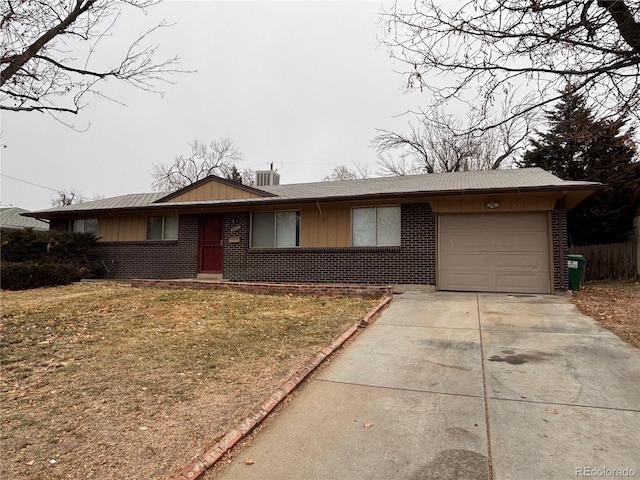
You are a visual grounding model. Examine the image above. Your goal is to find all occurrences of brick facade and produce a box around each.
[223,203,436,285]
[552,198,569,291]
[94,214,199,279]
[84,200,568,291]
[89,204,435,283]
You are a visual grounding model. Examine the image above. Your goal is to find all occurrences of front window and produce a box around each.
[146,215,178,240]
[251,211,300,247]
[72,219,98,234]
[352,206,401,246]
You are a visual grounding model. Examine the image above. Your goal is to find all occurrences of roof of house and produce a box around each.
[0,207,49,230]
[25,168,602,218]
[257,167,598,199]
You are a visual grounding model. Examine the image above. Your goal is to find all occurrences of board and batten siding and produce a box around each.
[96,216,147,241]
[300,204,351,247]
[164,182,262,203]
[298,194,559,248]
[430,194,558,214]
[93,204,354,245]
[74,194,560,245]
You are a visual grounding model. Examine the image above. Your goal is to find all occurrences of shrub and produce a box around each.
[0,262,83,290]
[1,230,101,290]
[1,230,97,263]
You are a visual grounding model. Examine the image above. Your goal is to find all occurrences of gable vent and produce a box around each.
[255,170,280,187]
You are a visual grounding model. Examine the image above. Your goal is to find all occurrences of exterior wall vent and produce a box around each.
[255,170,280,187]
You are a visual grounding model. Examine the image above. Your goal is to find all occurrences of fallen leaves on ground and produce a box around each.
[572,281,640,348]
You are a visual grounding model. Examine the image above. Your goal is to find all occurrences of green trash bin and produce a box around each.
[567,254,586,291]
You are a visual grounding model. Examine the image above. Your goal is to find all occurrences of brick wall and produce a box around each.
[93,214,199,279]
[223,203,436,285]
[552,198,569,291]
[53,200,569,290]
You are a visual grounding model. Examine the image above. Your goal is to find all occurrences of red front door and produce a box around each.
[199,215,223,273]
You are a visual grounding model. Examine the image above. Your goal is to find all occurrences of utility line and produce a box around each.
[0,173,59,192]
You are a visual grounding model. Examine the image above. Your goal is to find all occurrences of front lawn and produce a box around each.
[0,283,380,479]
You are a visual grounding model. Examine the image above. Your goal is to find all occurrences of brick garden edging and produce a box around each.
[171,294,393,480]
[131,278,393,298]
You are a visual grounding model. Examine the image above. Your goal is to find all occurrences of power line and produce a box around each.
[0,173,59,192]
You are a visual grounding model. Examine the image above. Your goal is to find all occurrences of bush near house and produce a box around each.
[0,230,101,290]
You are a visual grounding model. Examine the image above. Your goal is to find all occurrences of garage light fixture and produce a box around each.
[486,201,500,209]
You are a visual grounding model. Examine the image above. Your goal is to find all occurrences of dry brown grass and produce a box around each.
[0,282,380,479]
[572,281,640,348]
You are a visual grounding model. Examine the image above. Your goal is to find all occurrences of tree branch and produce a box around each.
[598,0,640,53]
[0,0,187,115]
[380,0,640,126]
[0,0,96,87]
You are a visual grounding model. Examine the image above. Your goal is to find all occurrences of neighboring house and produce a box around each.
[24,168,601,294]
[631,185,640,280]
[0,207,49,232]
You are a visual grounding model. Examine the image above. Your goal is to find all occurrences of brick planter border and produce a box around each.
[130,279,393,298]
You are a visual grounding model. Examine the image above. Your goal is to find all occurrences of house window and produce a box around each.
[352,206,401,246]
[72,219,98,234]
[146,215,178,240]
[251,211,300,247]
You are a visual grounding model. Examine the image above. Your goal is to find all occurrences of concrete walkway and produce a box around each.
[214,292,640,480]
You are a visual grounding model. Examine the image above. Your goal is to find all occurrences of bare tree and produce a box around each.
[323,163,371,181]
[324,165,358,182]
[350,160,373,180]
[151,138,243,192]
[1,0,183,114]
[380,0,640,128]
[375,152,421,177]
[241,168,256,187]
[51,188,85,207]
[372,106,530,175]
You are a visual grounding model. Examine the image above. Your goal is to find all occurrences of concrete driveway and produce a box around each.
[215,292,640,480]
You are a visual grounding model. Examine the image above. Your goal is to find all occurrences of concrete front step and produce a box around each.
[196,273,224,280]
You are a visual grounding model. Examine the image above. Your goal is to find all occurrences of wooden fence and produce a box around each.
[569,241,637,281]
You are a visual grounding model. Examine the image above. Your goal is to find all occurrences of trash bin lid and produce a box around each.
[567,254,586,261]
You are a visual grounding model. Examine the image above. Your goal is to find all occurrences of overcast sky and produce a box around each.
[0,0,429,211]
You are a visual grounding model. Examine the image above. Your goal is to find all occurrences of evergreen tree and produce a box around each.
[519,86,640,245]
[226,165,244,185]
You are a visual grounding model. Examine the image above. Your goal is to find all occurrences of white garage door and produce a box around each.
[438,213,551,294]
